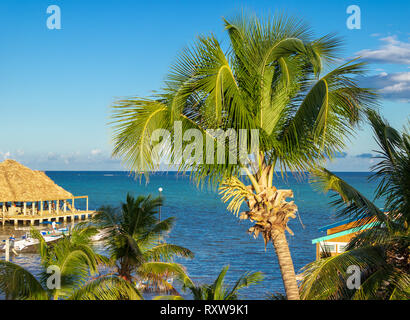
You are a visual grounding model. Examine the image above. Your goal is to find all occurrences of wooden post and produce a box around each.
[86,197,89,212]
[63,200,67,213]
[56,200,60,214]
[5,239,10,262]
[1,203,5,227]
[23,202,27,216]
[48,201,51,214]
[32,202,36,216]
[40,201,43,216]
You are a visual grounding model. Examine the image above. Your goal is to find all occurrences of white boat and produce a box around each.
[0,227,69,253]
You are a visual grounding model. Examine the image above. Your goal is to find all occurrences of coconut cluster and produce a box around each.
[240,186,298,247]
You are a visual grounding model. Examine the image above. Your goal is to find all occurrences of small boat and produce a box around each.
[0,227,69,253]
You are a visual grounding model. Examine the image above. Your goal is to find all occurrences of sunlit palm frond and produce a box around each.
[111,99,171,174]
[300,246,386,300]
[219,176,253,216]
[69,222,99,246]
[180,265,263,300]
[137,261,187,279]
[45,245,100,299]
[144,243,194,262]
[68,276,143,300]
[281,60,375,171]
[226,270,264,299]
[153,295,185,300]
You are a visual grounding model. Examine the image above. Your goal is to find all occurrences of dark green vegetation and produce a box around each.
[0,223,142,300]
[301,110,410,300]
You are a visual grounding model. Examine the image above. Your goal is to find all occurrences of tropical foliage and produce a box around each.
[0,223,142,300]
[93,194,193,293]
[300,110,410,300]
[155,265,264,300]
[110,14,376,299]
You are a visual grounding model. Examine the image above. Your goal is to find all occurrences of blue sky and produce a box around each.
[0,0,409,171]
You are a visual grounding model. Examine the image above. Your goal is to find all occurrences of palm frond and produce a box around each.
[153,295,185,300]
[68,276,143,300]
[300,246,386,300]
[219,176,253,216]
[0,261,48,300]
[309,167,386,225]
[144,243,194,262]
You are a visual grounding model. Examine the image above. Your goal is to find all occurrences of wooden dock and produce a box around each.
[1,210,97,226]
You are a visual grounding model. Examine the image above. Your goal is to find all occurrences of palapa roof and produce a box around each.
[0,159,73,202]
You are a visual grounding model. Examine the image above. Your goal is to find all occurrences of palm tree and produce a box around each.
[300,110,410,300]
[0,261,143,300]
[110,14,376,299]
[0,223,142,300]
[93,194,193,293]
[155,265,264,300]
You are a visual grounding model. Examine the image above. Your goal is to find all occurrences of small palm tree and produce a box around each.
[110,14,376,299]
[93,194,193,293]
[155,265,264,300]
[300,110,410,300]
[0,261,142,300]
[32,226,100,299]
[0,224,142,300]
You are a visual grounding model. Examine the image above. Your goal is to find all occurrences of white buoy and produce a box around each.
[158,187,163,222]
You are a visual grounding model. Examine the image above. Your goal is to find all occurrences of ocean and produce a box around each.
[1,171,382,299]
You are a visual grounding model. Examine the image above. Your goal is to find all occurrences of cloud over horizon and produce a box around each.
[360,71,410,102]
[0,149,123,171]
[356,153,373,158]
[356,36,410,65]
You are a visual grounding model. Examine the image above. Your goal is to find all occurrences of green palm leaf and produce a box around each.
[0,261,48,300]
[68,276,143,300]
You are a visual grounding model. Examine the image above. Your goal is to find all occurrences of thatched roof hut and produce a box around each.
[0,159,73,202]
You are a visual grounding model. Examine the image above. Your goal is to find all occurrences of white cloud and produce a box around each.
[2,152,11,160]
[47,152,60,161]
[325,156,375,172]
[361,71,410,102]
[356,36,410,65]
[90,149,102,156]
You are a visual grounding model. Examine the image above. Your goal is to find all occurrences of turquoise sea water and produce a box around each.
[2,171,381,299]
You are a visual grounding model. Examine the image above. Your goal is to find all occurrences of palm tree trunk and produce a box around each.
[272,232,300,300]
